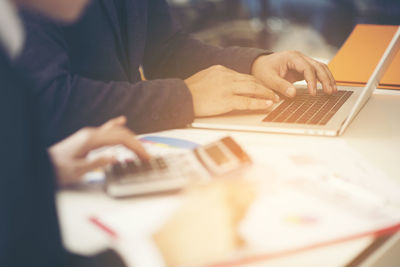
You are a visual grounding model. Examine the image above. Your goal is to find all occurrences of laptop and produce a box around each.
[192,26,400,136]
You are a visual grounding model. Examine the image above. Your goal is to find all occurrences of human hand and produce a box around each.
[185,65,280,117]
[251,51,337,98]
[49,116,150,186]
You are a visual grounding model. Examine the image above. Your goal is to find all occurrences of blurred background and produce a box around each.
[167,0,400,61]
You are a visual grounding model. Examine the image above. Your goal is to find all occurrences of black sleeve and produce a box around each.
[0,48,127,267]
[0,48,66,267]
[143,0,270,80]
[17,12,194,146]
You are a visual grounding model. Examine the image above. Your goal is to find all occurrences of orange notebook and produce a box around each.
[328,24,400,90]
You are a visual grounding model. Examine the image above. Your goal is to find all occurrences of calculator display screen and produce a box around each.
[205,145,229,166]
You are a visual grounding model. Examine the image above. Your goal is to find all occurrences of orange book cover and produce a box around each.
[328,24,400,90]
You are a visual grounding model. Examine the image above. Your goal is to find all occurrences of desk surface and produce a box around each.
[57,89,400,267]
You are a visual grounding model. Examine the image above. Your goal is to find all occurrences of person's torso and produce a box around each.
[63,0,148,83]
[0,46,65,267]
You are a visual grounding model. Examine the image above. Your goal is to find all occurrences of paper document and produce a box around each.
[90,137,400,266]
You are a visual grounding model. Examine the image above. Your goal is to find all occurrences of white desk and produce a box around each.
[57,89,400,267]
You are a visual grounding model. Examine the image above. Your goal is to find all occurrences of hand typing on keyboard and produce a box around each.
[251,51,337,98]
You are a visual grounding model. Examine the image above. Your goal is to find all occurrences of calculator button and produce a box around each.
[155,158,167,170]
[126,161,139,174]
[112,163,124,177]
[140,160,152,172]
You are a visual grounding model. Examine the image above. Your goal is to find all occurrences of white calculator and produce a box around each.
[105,136,251,198]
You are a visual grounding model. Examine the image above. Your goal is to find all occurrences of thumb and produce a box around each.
[101,116,127,129]
[268,75,296,98]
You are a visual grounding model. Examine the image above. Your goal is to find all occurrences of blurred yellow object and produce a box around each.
[139,66,146,81]
[329,24,400,90]
[153,181,256,267]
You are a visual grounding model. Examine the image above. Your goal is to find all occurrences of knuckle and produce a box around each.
[317,62,328,70]
[290,50,301,56]
[305,64,315,74]
[309,60,319,67]
[320,62,328,68]
[212,64,225,72]
[322,72,330,79]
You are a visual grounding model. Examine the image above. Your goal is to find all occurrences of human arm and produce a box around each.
[143,0,336,116]
[17,10,194,146]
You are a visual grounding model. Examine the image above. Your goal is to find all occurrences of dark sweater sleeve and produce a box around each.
[0,48,67,267]
[143,0,271,80]
[17,12,194,146]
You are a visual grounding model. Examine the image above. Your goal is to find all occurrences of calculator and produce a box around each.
[104,136,251,197]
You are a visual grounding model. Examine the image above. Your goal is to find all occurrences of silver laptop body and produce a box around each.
[192,27,400,137]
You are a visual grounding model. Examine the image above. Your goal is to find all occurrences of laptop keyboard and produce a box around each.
[262,89,353,125]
